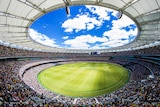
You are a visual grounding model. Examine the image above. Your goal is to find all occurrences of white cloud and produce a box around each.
[85,5,110,20]
[63,33,131,49]
[62,5,114,33]
[62,14,138,49]
[103,28,136,40]
[62,36,69,39]
[29,28,59,48]
[62,14,102,33]
[112,15,136,29]
[112,10,118,17]
[64,34,109,49]
[86,5,118,20]
[103,15,137,44]
[30,5,138,50]
[101,39,129,48]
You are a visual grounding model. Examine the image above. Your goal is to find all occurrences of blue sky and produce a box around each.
[29,5,138,49]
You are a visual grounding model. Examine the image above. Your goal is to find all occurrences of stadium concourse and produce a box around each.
[0,0,160,106]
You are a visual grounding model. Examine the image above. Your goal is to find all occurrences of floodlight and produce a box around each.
[63,0,70,15]
[116,10,123,19]
[65,6,70,15]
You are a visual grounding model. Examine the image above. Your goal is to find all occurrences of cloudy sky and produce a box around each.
[29,5,138,50]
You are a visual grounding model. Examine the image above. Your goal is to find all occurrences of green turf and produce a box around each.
[38,62,129,98]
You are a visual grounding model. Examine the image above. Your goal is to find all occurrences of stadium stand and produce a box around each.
[0,0,160,106]
[0,44,160,106]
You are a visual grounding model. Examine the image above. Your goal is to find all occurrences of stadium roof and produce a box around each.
[0,0,160,53]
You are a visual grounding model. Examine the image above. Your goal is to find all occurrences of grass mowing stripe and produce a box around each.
[79,67,98,91]
[38,62,129,98]
[60,68,85,91]
[57,63,94,93]
[56,63,95,96]
[54,69,84,93]
[38,66,83,93]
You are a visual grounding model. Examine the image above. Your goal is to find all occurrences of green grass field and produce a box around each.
[38,62,129,98]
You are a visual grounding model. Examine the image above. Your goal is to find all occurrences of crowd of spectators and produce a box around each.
[1,44,160,59]
[0,44,160,106]
[0,58,159,106]
[108,58,153,81]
